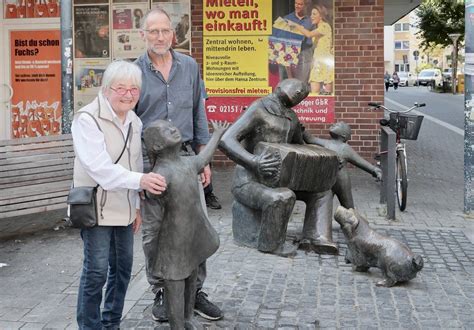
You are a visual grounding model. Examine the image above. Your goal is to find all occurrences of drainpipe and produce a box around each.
[61,0,73,134]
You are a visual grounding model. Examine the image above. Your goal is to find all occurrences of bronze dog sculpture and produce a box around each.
[334,206,423,287]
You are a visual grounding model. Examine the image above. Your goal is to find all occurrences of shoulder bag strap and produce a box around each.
[75,112,132,188]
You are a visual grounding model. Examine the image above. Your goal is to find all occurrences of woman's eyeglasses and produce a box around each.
[142,28,173,38]
[109,87,140,96]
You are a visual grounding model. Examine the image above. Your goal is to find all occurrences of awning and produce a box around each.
[385,0,422,25]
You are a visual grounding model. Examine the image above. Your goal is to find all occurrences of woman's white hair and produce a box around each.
[101,60,142,92]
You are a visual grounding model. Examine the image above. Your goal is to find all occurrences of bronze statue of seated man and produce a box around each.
[219,79,340,257]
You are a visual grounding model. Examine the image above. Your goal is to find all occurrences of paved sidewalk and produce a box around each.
[0,102,473,329]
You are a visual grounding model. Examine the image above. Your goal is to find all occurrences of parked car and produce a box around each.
[416,69,443,87]
[442,68,452,81]
[398,72,416,87]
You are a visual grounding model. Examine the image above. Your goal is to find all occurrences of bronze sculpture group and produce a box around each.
[143,79,423,328]
[219,79,340,256]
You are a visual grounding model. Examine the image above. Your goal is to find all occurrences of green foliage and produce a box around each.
[416,0,465,50]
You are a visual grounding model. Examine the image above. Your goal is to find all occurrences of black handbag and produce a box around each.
[67,112,132,229]
[67,186,99,228]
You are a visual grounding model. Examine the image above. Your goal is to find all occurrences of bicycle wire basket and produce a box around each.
[389,113,424,140]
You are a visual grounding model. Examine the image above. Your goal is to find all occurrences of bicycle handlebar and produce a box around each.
[367,102,425,114]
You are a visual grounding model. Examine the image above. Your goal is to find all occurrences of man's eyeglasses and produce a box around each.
[143,28,173,37]
[110,87,140,96]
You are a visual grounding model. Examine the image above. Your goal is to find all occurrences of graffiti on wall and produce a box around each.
[11,101,61,138]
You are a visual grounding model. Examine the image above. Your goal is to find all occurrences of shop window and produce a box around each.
[72,0,191,111]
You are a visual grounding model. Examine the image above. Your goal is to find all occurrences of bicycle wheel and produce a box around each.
[396,149,408,211]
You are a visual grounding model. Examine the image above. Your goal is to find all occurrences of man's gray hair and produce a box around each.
[101,60,142,92]
[140,7,172,30]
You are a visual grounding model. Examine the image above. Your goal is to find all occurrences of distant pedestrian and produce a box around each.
[392,72,400,90]
[384,71,391,92]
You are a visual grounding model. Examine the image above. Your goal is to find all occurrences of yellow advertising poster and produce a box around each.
[203,0,272,36]
[204,0,335,123]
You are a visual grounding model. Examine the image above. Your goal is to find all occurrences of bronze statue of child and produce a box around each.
[143,120,229,329]
[304,121,382,208]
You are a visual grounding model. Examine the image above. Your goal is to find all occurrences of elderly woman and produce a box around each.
[72,60,167,329]
[289,5,334,95]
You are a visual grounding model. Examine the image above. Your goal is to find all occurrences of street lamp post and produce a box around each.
[449,33,462,94]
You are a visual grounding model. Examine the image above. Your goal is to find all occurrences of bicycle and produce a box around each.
[368,102,425,211]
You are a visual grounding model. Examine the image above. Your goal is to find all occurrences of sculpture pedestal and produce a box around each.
[232,201,261,249]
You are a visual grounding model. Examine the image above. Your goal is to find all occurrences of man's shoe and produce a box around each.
[205,192,222,210]
[151,288,168,322]
[194,290,223,321]
[269,242,298,258]
[298,237,339,255]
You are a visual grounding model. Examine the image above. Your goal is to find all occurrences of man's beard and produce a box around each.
[148,42,171,56]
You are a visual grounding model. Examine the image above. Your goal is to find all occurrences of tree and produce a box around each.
[416,0,465,93]
[416,0,465,49]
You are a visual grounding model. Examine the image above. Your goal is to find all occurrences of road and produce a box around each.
[384,86,464,132]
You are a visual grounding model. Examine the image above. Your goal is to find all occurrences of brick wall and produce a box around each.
[190,0,384,167]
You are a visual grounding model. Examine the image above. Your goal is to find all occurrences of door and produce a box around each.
[1,2,60,140]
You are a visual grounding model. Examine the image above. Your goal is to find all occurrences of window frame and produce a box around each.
[394,23,410,32]
[394,40,410,50]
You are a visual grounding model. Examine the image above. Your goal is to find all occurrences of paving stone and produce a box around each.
[19,322,47,329]
[256,319,277,328]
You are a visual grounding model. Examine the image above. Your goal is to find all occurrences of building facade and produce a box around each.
[1,0,418,165]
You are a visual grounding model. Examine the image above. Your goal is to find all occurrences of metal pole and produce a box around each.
[464,2,473,214]
[465,76,473,214]
[416,59,418,86]
[453,43,458,94]
[380,126,396,220]
[61,0,74,134]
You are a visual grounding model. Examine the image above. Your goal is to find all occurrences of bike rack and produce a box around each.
[379,126,396,220]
